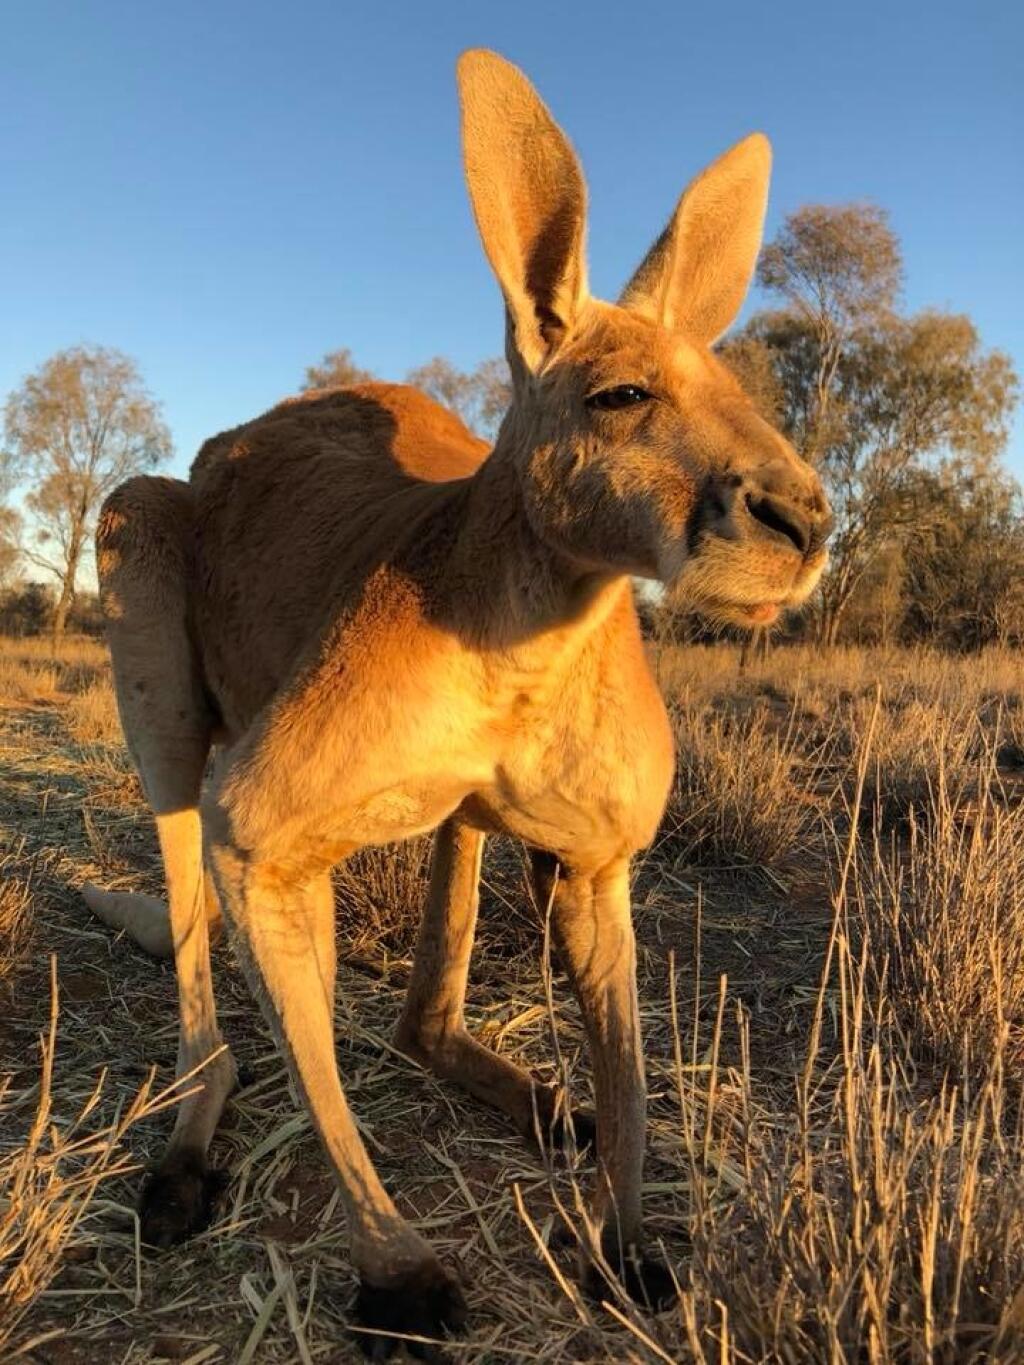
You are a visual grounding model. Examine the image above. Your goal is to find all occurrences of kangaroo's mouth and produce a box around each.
[738,601,781,625]
[697,596,783,629]
[669,537,829,630]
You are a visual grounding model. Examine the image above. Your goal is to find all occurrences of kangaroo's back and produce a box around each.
[190,382,487,487]
[189,383,489,733]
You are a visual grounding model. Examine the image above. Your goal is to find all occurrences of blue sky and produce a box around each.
[3,0,1022,483]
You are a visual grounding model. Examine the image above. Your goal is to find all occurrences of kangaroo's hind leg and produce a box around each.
[395,820,595,1150]
[87,475,236,1246]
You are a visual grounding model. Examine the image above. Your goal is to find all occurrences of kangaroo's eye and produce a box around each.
[586,384,653,412]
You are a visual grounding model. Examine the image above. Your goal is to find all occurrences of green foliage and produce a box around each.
[302,345,511,440]
[900,460,1024,649]
[0,581,53,637]
[721,204,1019,648]
[757,202,902,332]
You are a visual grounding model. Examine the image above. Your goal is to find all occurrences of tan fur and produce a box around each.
[87,49,830,1330]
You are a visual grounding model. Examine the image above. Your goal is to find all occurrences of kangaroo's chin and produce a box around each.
[716,551,830,628]
[737,601,781,626]
[667,540,828,626]
[685,594,784,629]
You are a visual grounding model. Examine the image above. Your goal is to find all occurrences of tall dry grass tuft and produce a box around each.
[679,704,1024,1361]
[858,754,1024,1074]
[0,864,32,983]
[0,659,60,705]
[660,704,812,872]
[0,635,106,666]
[0,635,108,705]
[671,945,1024,1362]
[527,696,1024,1362]
[64,679,122,745]
[845,696,981,829]
[0,961,195,1357]
[333,838,433,954]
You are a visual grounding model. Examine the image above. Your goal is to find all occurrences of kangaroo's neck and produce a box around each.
[436,438,631,654]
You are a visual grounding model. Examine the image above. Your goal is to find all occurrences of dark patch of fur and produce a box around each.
[139,1148,229,1249]
[586,1236,677,1312]
[524,1079,597,1157]
[352,1260,466,1361]
[546,1107,597,1156]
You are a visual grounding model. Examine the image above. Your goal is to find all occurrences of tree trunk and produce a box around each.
[739,628,770,671]
[51,577,74,645]
[51,526,84,646]
[816,599,845,649]
[821,605,844,648]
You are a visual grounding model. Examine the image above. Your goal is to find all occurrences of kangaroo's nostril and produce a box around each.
[745,493,810,555]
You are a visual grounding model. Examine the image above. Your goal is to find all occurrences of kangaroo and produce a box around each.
[84,49,831,1356]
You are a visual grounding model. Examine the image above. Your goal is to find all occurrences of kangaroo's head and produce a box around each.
[458,50,831,627]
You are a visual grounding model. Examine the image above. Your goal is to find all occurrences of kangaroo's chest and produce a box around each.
[462,652,675,865]
[227,575,674,870]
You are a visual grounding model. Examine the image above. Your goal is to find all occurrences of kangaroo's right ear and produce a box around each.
[457,50,588,376]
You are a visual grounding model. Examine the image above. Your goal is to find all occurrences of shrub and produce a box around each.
[659,704,812,872]
[858,758,1024,1073]
[64,680,122,745]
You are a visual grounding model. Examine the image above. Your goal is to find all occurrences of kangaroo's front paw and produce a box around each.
[525,1084,597,1158]
[352,1259,466,1361]
[547,1107,597,1156]
[139,1148,229,1249]
[586,1237,677,1312]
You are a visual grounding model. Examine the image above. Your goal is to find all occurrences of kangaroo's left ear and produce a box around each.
[619,133,771,344]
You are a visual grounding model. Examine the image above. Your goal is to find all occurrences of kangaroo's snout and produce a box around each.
[744,491,813,555]
[703,460,832,561]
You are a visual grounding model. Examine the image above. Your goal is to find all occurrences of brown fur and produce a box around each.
[86,49,830,1348]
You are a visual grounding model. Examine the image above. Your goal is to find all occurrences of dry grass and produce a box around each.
[64,680,122,746]
[659,704,814,873]
[0,634,107,667]
[851,697,982,829]
[334,837,434,955]
[5,634,1024,1360]
[662,717,1024,1359]
[998,698,1024,769]
[0,659,60,705]
[859,755,1024,1073]
[0,962,197,1358]
[0,860,33,983]
[654,640,1024,719]
[676,942,1024,1361]
[0,635,108,709]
